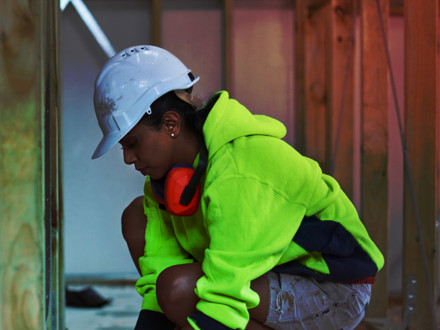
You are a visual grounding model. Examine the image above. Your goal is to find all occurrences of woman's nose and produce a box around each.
[123,148,136,165]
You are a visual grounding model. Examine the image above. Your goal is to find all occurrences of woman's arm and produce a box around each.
[193,176,307,329]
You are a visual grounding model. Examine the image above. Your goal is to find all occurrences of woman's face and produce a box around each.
[120,120,175,180]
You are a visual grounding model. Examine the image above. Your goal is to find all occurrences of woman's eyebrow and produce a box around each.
[120,133,133,144]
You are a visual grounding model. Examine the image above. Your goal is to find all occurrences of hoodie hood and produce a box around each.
[202,91,287,158]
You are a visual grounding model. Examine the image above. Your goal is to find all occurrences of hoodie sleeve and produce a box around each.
[135,189,194,312]
[193,176,308,329]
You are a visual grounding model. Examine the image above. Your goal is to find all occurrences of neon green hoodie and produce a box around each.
[135,91,384,329]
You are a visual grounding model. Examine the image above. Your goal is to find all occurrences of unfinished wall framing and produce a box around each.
[295,0,438,328]
[64,0,437,327]
[4,0,434,327]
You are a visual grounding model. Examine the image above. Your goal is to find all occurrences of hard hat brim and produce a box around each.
[92,130,127,159]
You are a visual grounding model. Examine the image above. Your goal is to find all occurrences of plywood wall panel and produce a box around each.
[0,0,45,328]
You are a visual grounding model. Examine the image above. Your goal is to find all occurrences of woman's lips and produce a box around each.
[137,167,149,176]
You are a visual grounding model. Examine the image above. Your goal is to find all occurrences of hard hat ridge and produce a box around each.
[92,45,199,159]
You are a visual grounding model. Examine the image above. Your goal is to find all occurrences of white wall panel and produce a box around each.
[233,0,295,145]
[62,1,151,276]
[162,0,223,102]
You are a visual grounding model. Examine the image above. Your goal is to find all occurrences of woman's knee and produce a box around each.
[121,196,146,241]
[156,263,203,324]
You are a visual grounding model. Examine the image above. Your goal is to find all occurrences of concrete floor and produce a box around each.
[64,285,407,330]
[65,285,142,330]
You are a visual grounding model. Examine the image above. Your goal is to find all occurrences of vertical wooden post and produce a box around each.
[326,0,354,198]
[294,0,307,152]
[152,0,162,46]
[360,0,389,318]
[44,1,63,328]
[0,0,61,328]
[304,2,330,169]
[403,0,438,328]
[223,0,234,93]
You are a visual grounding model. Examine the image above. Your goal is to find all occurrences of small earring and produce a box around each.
[170,132,175,137]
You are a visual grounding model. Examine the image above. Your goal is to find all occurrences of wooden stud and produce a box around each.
[360,0,389,318]
[389,0,403,16]
[308,0,330,10]
[151,0,162,46]
[294,0,307,152]
[303,2,329,169]
[223,0,234,93]
[326,0,354,198]
[403,0,438,328]
[46,0,63,328]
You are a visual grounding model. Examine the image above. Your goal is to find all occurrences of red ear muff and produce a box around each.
[164,167,201,216]
[150,140,208,217]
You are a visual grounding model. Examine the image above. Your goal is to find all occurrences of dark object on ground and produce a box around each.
[66,286,112,308]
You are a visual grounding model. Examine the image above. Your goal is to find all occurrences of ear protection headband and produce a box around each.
[150,141,208,216]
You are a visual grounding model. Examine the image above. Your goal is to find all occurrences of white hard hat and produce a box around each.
[92,45,199,159]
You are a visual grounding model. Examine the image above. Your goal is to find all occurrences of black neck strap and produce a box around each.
[179,140,208,206]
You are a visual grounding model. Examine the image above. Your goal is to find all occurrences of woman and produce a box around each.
[92,45,384,330]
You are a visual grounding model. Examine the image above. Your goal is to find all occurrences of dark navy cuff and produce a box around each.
[189,311,233,329]
[134,310,175,329]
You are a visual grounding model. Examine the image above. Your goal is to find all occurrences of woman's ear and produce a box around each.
[162,111,181,137]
